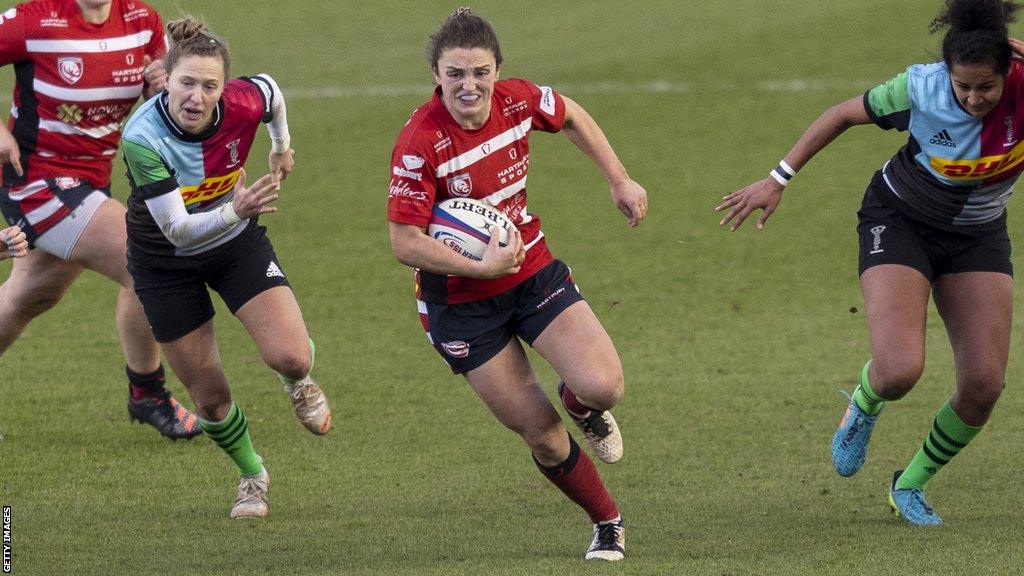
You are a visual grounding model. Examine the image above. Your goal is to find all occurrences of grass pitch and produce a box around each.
[3,1,1024,574]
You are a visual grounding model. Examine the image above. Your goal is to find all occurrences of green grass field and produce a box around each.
[3,0,1024,574]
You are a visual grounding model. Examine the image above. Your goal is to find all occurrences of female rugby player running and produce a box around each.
[718,0,1022,526]
[0,0,200,440]
[388,8,647,561]
[121,16,331,518]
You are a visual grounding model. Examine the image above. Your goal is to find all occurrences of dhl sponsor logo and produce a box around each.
[180,170,240,206]
[931,140,1024,180]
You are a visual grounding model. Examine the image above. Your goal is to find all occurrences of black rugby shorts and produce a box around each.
[423,259,585,374]
[127,224,291,342]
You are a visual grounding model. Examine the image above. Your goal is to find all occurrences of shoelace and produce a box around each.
[909,490,935,516]
[237,476,267,503]
[581,412,610,437]
[593,523,623,549]
[288,381,317,401]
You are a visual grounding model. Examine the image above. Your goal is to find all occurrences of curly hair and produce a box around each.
[930,0,1023,73]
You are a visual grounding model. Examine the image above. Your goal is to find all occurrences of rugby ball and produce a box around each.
[428,198,513,261]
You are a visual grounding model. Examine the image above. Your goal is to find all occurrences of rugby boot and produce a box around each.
[888,470,942,526]
[831,390,882,477]
[558,381,623,464]
[283,375,332,435]
[230,460,270,519]
[128,389,203,440]
[585,518,625,561]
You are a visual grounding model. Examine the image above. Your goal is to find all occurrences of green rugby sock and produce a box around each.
[895,401,982,491]
[279,338,316,386]
[199,402,263,477]
[853,360,885,415]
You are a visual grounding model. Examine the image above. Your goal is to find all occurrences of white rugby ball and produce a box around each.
[428,198,513,261]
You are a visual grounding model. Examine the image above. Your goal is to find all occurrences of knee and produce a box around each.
[571,371,624,411]
[266,346,312,380]
[193,388,232,421]
[870,359,923,400]
[957,376,1005,416]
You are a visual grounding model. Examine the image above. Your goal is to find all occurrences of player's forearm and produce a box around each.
[781,96,871,173]
[562,97,629,186]
[389,222,486,278]
[146,192,241,248]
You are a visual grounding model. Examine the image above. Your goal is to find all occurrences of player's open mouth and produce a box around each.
[181,108,204,122]
[458,94,481,104]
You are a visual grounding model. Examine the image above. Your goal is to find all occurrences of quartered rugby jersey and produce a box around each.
[122,77,274,257]
[387,78,566,305]
[0,0,164,188]
[865,60,1024,228]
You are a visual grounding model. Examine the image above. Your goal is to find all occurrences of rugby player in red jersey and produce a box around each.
[387,8,647,562]
[0,0,201,439]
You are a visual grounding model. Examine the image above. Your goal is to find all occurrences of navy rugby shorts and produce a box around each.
[127,223,291,343]
[857,176,1012,280]
[422,259,585,374]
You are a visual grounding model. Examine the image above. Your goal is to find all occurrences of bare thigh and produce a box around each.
[859,264,932,398]
[235,286,311,379]
[531,300,624,410]
[69,198,131,286]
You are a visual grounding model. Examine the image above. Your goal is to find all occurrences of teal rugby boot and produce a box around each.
[888,470,942,526]
[831,390,882,477]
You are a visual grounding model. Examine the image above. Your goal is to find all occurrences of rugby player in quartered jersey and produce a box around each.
[122,75,276,256]
[120,16,332,520]
[717,0,1023,528]
[0,0,203,441]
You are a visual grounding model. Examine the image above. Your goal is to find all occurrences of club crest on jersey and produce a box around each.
[447,173,472,197]
[226,139,241,168]
[58,57,84,85]
[54,177,81,190]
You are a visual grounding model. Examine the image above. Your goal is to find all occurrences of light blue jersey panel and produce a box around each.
[906,63,983,186]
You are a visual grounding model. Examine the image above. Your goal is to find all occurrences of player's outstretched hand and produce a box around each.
[611,178,647,227]
[270,149,295,187]
[478,226,524,279]
[0,128,23,178]
[716,177,785,231]
[231,168,279,219]
[0,225,28,260]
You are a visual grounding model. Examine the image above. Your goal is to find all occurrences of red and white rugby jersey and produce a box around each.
[0,0,164,188]
[387,78,566,305]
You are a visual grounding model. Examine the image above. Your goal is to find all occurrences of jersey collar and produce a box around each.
[156,92,225,142]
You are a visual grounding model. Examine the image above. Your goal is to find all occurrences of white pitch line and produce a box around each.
[285,79,876,100]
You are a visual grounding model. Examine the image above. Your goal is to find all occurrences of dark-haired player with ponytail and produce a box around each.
[718,0,1024,525]
[121,16,332,519]
[388,7,647,562]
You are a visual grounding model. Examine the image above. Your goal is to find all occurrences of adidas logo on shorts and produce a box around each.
[266,261,285,278]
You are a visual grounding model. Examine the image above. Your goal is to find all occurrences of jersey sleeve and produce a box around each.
[145,10,167,58]
[0,6,28,66]
[864,71,910,131]
[123,139,179,200]
[387,133,438,228]
[520,79,565,133]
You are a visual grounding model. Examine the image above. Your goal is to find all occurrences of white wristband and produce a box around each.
[769,160,798,187]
